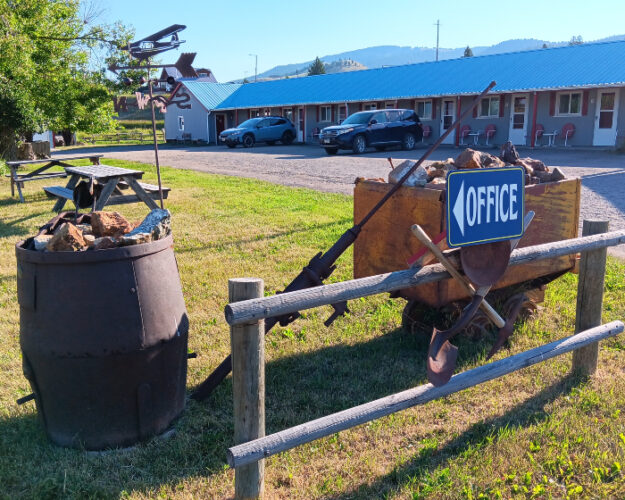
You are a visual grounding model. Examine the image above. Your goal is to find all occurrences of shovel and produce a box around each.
[419,211,534,386]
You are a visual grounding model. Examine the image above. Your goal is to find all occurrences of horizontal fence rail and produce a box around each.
[225,230,625,326]
[227,320,624,468]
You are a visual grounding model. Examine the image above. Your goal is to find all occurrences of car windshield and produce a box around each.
[237,118,262,128]
[342,112,375,125]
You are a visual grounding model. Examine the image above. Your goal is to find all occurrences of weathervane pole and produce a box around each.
[147,61,165,209]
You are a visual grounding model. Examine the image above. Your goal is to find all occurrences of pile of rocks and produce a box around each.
[27,209,171,252]
[385,145,566,188]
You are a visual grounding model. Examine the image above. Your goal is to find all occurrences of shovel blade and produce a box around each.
[427,329,458,386]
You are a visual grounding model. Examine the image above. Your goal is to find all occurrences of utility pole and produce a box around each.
[249,53,258,82]
[434,19,440,62]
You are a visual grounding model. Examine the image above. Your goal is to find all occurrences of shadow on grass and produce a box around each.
[0,320,570,498]
[175,217,352,254]
[329,373,582,499]
[0,211,50,238]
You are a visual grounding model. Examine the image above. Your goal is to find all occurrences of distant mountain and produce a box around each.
[232,35,625,82]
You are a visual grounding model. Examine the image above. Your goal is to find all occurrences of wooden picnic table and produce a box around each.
[44,164,170,212]
[6,154,103,203]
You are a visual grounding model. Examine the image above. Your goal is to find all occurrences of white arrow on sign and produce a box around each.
[453,180,464,236]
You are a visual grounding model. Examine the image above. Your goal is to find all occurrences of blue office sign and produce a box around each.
[446,167,525,247]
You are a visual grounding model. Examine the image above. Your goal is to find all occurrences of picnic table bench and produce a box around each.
[6,155,102,203]
[43,164,170,212]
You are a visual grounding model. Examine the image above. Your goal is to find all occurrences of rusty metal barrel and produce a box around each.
[15,234,188,450]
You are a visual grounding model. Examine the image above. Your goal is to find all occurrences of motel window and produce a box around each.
[557,92,582,116]
[479,97,500,117]
[338,106,347,123]
[283,108,293,121]
[416,100,432,120]
[263,108,270,116]
[363,103,377,110]
[385,102,396,109]
[250,109,260,117]
[319,106,332,122]
[177,116,184,131]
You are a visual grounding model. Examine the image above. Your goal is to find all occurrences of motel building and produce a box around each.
[164,40,625,149]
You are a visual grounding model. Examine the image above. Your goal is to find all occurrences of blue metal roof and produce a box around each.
[182,81,241,110]
[187,41,625,110]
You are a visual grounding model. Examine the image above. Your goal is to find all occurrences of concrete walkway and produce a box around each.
[54,143,625,259]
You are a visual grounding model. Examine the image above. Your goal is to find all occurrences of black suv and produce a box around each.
[318,109,423,155]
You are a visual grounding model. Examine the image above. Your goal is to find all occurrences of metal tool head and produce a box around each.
[427,329,458,386]
[426,295,484,385]
[485,293,527,360]
[460,240,512,287]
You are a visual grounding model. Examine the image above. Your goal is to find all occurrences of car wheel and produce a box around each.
[281,131,294,145]
[242,134,255,148]
[352,135,366,154]
[266,141,276,146]
[226,143,236,149]
[402,133,416,151]
[324,148,338,155]
[374,146,386,151]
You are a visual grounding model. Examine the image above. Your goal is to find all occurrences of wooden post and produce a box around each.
[230,278,265,499]
[572,220,609,375]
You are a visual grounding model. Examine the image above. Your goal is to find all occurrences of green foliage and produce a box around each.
[307,56,326,76]
[0,0,133,157]
[569,35,583,46]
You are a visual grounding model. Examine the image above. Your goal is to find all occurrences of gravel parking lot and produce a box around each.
[56,143,625,258]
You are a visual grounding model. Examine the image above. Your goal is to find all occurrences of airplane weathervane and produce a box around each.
[120,24,186,61]
[109,24,190,209]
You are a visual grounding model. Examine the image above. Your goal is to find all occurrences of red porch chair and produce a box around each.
[561,123,575,146]
[421,124,432,144]
[459,125,471,145]
[485,124,496,146]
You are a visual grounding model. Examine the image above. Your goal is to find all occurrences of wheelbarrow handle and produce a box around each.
[411,224,506,328]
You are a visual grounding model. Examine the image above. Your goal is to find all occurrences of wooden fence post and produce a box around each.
[230,278,265,499]
[572,220,609,375]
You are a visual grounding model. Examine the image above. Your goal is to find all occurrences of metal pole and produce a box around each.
[147,63,165,209]
[435,20,440,62]
[249,53,258,82]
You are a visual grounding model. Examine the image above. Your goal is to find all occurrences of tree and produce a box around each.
[569,35,583,46]
[0,0,132,158]
[463,46,474,57]
[307,57,326,76]
[542,43,548,49]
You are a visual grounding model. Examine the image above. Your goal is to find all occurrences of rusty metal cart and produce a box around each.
[353,177,581,334]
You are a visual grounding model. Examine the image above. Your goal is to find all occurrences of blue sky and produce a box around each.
[98,0,623,82]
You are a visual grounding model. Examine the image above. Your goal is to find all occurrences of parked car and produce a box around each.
[318,109,423,155]
[219,116,296,148]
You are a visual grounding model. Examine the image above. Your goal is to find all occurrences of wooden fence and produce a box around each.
[224,221,625,499]
[84,130,165,144]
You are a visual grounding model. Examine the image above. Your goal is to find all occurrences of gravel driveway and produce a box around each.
[55,143,625,258]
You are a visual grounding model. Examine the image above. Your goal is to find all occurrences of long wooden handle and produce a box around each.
[411,225,506,328]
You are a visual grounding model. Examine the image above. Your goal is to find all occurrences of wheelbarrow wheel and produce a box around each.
[401,300,463,337]
[401,300,437,336]
[502,292,538,323]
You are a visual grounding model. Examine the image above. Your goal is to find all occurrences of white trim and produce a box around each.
[555,91,583,116]
[415,99,433,120]
[478,96,500,118]
[593,89,620,146]
[319,105,332,122]
[508,93,529,145]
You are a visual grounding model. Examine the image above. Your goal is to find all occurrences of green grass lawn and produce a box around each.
[0,160,624,499]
